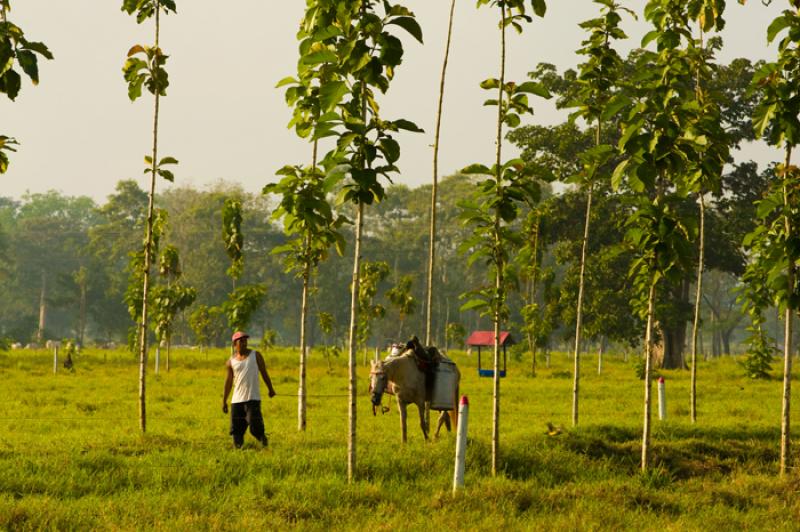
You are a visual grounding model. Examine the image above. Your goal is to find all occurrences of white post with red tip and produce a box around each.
[658,376,666,421]
[453,395,469,494]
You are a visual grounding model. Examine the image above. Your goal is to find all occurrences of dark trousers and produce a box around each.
[229,400,267,447]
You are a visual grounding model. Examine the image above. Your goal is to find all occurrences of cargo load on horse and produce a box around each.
[370,336,461,442]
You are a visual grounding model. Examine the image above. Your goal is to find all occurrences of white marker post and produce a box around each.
[53,345,58,374]
[155,346,160,375]
[658,376,666,421]
[453,395,469,495]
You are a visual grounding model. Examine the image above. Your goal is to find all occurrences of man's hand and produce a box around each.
[268,389,276,398]
[222,402,228,414]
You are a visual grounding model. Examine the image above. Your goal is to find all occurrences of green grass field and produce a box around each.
[0,346,798,530]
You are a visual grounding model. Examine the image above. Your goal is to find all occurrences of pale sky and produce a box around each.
[0,1,785,202]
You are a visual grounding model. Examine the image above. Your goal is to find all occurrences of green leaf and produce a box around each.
[601,95,631,121]
[387,16,424,44]
[753,102,777,139]
[515,81,551,99]
[2,69,21,100]
[380,138,400,164]
[611,160,628,191]
[504,113,521,128]
[16,50,39,85]
[766,15,791,44]
[158,169,175,182]
[460,298,488,312]
[641,30,659,48]
[275,76,298,88]
[531,0,547,17]
[319,81,348,113]
[302,50,337,66]
[393,119,424,133]
[480,78,500,90]
[462,163,492,175]
[22,41,53,60]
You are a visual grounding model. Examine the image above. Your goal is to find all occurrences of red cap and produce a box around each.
[231,331,249,343]
[658,377,665,384]
[460,395,469,406]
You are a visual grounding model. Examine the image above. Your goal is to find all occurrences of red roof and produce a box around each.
[466,331,514,347]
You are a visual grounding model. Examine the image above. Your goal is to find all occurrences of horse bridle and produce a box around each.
[369,367,389,416]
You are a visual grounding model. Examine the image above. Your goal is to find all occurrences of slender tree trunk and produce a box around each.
[530,214,540,377]
[299,257,310,432]
[166,335,171,372]
[490,4,507,478]
[298,136,319,432]
[347,203,363,483]
[780,145,794,476]
[425,0,457,346]
[690,194,704,423]
[78,274,87,346]
[572,180,594,427]
[37,270,47,343]
[137,5,162,433]
[597,336,604,375]
[641,275,658,471]
[690,25,707,424]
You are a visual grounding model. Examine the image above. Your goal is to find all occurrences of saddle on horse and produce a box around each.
[405,336,439,392]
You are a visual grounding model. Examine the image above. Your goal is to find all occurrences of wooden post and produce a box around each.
[53,345,58,374]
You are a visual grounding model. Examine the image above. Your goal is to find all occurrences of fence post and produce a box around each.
[453,395,469,495]
[658,376,666,421]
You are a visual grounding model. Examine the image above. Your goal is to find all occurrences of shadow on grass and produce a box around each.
[560,424,781,480]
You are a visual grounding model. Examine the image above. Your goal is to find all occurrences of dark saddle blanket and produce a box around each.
[405,336,440,391]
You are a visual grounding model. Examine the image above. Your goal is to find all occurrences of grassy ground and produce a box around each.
[0,346,799,530]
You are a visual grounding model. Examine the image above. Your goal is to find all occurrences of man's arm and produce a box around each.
[222,359,233,413]
[256,351,276,397]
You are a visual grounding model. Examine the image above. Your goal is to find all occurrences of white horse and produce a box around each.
[369,351,460,443]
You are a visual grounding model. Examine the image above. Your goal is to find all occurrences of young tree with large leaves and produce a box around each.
[567,0,631,428]
[613,0,707,471]
[328,0,423,482]
[121,0,179,433]
[0,0,52,174]
[150,244,196,371]
[267,0,349,433]
[685,0,730,424]
[744,0,800,475]
[219,198,266,335]
[460,0,548,477]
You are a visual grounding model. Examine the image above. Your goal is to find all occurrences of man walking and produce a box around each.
[222,331,276,448]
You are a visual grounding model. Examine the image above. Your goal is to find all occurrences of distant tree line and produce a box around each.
[0,54,789,368]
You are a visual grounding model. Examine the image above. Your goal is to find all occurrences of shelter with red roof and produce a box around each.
[466,331,514,377]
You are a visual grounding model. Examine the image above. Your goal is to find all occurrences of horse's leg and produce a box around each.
[435,410,451,437]
[424,402,431,434]
[398,399,408,444]
[418,402,429,441]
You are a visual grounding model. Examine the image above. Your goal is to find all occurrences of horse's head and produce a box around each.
[369,360,387,416]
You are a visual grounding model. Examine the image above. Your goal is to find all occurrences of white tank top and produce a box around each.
[231,351,261,403]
